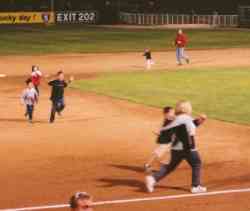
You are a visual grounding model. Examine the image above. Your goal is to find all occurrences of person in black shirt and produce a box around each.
[143,48,154,70]
[48,71,73,123]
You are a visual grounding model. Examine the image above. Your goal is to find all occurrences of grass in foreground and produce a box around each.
[73,68,250,125]
[1,25,250,55]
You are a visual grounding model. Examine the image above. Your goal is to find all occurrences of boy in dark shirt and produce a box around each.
[143,48,154,70]
[48,71,73,123]
[144,107,175,172]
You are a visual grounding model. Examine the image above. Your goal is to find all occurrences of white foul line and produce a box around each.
[2,187,250,211]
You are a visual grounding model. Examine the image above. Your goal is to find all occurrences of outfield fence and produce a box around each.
[120,12,239,27]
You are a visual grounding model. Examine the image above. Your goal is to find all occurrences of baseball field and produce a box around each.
[0,25,250,211]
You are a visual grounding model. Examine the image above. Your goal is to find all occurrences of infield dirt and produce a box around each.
[0,49,250,211]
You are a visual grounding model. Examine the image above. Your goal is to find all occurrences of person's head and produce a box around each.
[145,48,150,52]
[177,29,183,35]
[69,192,93,211]
[175,100,192,115]
[32,65,38,72]
[57,71,64,81]
[163,106,175,120]
[26,78,33,89]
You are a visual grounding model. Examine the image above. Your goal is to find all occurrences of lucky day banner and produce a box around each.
[0,12,55,24]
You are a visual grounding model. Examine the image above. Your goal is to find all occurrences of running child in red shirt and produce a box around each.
[31,65,42,95]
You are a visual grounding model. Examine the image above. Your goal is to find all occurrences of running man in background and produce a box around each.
[48,71,74,123]
[69,192,93,211]
[21,78,38,123]
[175,29,190,65]
[31,65,42,95]
[143,48,154,70]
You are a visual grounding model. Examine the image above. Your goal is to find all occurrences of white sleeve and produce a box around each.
[36,70,42,76]
[185,120,196,136]
[160,120,179,131]
[161,116,196,136]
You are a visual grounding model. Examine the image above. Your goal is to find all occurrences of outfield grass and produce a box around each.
[1,25,250,55]
[73,68,250,125]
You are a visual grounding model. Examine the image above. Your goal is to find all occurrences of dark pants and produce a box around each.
[34,85,39,95]
[26,105,34,121]
[153,150,202,187]
[50,98,65,123]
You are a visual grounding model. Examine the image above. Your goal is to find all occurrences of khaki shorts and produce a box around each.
[153,144,171,158]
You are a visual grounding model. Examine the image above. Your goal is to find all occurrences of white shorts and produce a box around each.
[153,144,170,158]
[147,59,154,65]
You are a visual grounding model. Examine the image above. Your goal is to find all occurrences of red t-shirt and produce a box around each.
[175,34,188,48]
[31,71,42,86]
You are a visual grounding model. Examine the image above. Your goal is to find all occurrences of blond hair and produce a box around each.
[175,100,192,115]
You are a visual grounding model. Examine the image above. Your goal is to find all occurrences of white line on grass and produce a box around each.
[2,187,250,211]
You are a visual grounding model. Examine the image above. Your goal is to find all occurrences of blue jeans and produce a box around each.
[50,98,65,123]
[26,105,34,121]
[176,47,188,64]
[153,150,202,187]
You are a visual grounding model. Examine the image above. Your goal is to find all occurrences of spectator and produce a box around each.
[69,192,93,211]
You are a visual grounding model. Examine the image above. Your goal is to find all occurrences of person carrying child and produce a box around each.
[146,101,207,194]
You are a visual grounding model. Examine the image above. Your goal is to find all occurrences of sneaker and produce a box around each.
[145,175,156,193]
[191,185,207,194]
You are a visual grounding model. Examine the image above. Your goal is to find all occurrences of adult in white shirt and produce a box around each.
[146,101,207,194]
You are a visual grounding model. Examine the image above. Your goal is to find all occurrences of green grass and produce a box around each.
[72,68,250,125]
[1,25,250,55]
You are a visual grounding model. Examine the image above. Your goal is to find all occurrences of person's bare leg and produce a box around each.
[145,154,159,172]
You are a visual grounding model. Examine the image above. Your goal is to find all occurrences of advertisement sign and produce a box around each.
[56,11,98,24]
[0,12,55,24]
